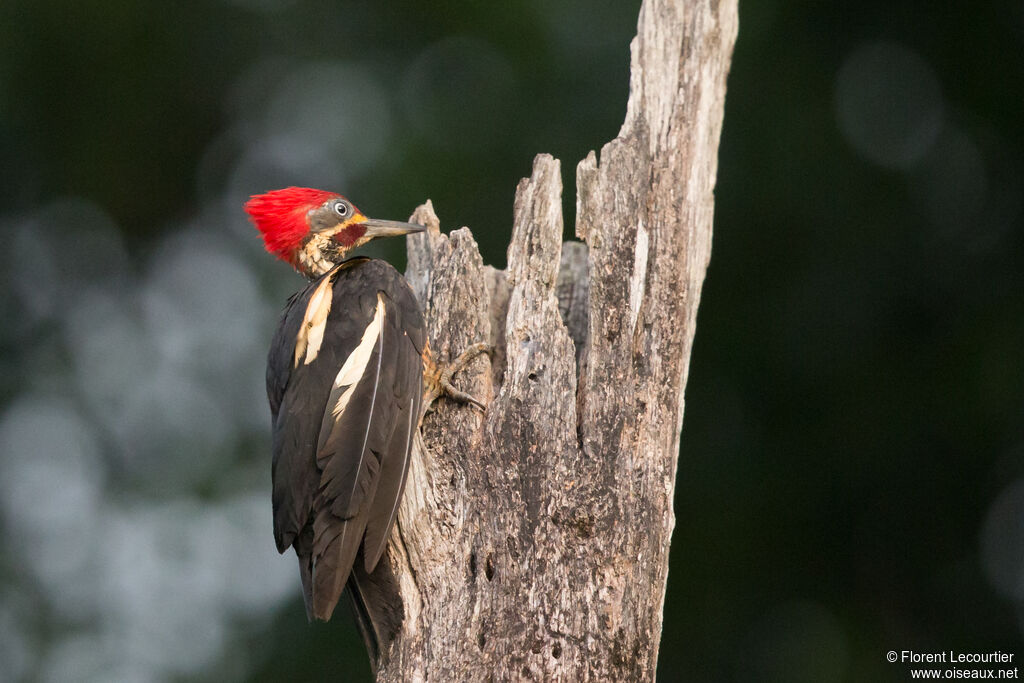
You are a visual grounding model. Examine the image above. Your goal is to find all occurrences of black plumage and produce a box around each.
[267,256,425,622]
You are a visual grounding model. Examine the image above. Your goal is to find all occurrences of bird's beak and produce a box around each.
[360,218,426,238]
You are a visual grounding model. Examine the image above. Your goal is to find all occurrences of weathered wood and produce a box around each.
[368,0,738,679]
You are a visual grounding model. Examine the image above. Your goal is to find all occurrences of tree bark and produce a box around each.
[368,0,737,679]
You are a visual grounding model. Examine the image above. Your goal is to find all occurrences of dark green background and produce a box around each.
[1,1,1021,681]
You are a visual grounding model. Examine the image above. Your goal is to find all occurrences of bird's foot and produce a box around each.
[423,342,490,412]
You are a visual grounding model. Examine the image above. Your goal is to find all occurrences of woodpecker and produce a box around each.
[245,187,481,627]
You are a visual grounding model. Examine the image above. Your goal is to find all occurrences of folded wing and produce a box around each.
[266,259,424,621]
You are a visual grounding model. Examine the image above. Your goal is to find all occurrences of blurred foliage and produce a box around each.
[1,0,1022,681]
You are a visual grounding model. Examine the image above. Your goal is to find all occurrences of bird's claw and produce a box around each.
[423,342,491,413]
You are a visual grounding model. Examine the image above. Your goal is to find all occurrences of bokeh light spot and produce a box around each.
[981,479,1024,601]
[835,42,944,169]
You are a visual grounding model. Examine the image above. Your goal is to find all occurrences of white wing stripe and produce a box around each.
[333,294,385,564]
[355,311,384,473]
[330,295,386,419]
[294,275,335,367]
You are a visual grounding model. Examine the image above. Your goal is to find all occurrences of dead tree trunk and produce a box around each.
[364,0,737,679]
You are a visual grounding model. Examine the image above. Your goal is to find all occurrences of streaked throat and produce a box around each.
[297,233,337,279]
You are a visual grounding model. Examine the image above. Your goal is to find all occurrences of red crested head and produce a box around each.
[244,186,425,280]
[244,187,340,262]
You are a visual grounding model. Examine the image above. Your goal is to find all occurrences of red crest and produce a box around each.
[244,187,340,261]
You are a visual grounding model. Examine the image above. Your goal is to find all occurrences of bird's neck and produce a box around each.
[296,233,339,279]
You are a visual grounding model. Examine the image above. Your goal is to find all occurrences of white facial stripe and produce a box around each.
[294,275,335,367]
[330,294,386,419]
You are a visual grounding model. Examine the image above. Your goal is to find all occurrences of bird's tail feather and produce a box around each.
[298,551,315,622]
[345,555,406,673]
[346,569,381,669]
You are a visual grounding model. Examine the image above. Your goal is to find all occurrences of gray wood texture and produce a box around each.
[368,0,737,679]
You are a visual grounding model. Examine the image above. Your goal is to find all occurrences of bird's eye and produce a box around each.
[334,202,348,217]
